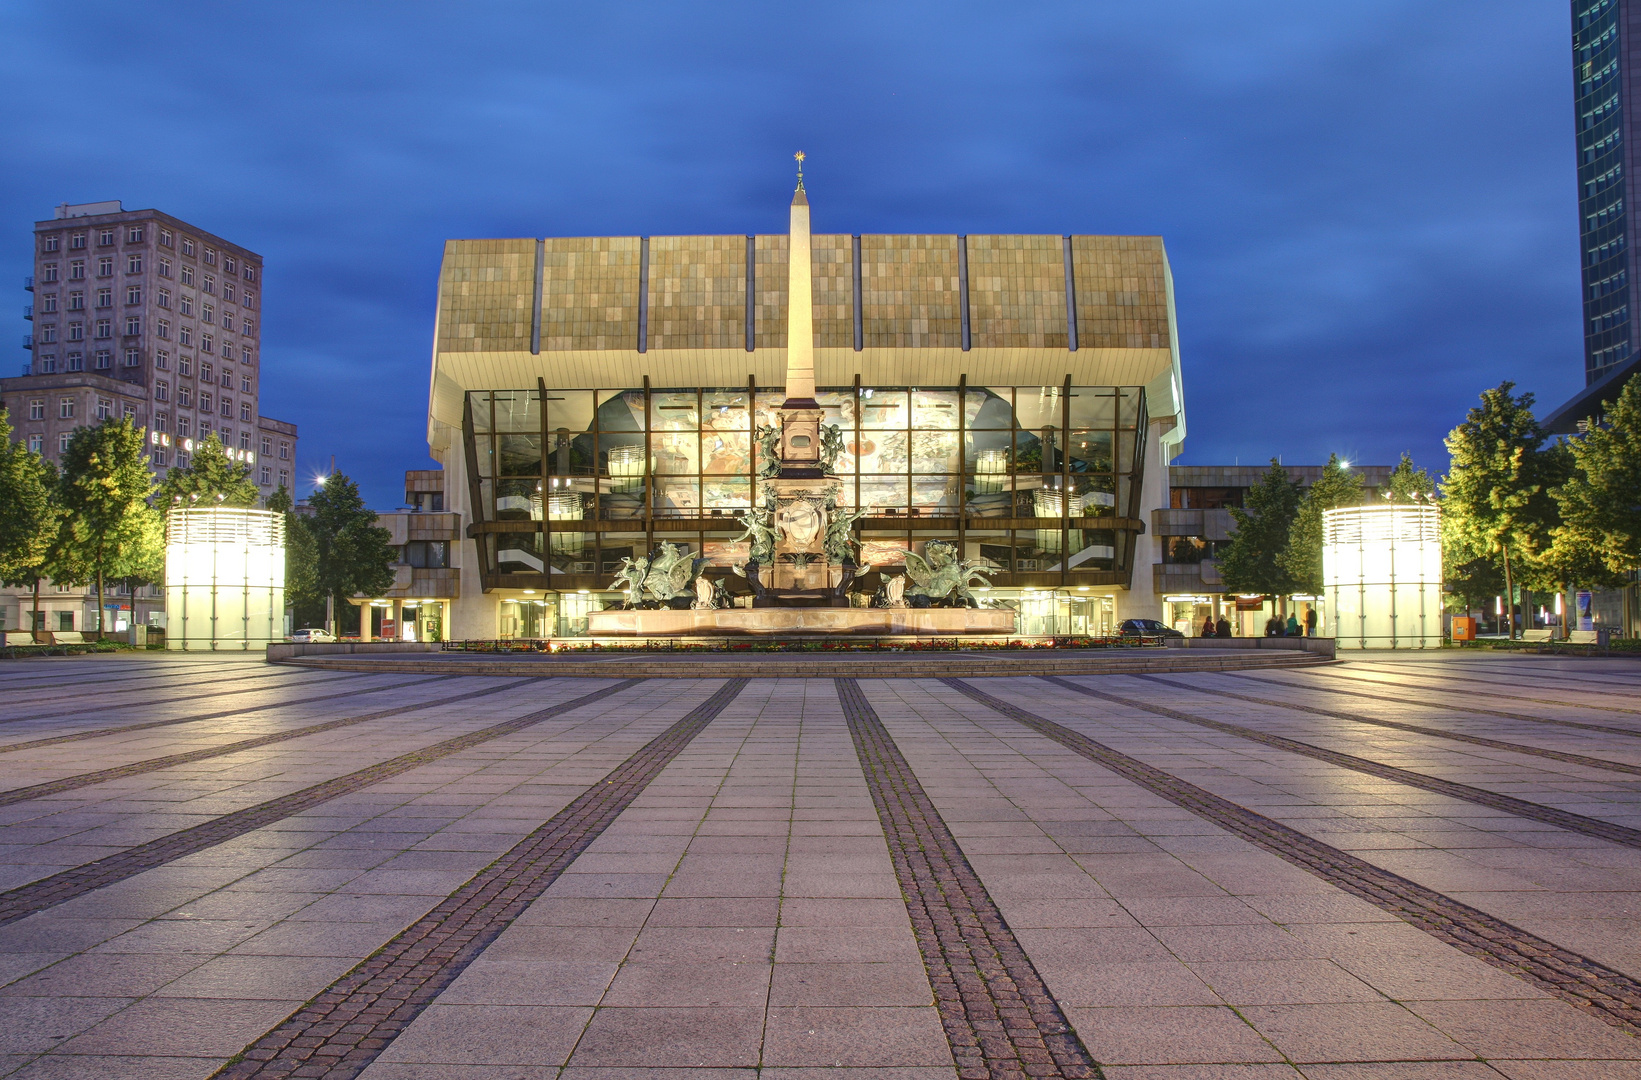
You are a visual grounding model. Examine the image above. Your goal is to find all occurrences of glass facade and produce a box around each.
[464,384,1149,596]
[1576,0,1634,383]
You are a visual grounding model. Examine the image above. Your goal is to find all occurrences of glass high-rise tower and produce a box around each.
[1549,0,1641,431]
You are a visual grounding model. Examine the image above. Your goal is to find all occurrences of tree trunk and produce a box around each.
[96,568,106,638]
[1560,584,1572,641]
[31,577,42,643]
[1501,547,1515,640]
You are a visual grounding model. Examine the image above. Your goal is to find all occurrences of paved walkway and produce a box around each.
[0,653,1639,1078]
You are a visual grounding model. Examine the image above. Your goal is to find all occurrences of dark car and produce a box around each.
[1118,618,1185,640]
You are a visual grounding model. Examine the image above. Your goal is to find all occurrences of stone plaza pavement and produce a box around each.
[0,654,1640,1078]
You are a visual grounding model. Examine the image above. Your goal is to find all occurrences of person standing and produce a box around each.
[1216,616,1231,638]
[1305,607,1318,637]
[1286,613,1301,637]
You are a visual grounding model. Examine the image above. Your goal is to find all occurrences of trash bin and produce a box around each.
[128,624,147,647]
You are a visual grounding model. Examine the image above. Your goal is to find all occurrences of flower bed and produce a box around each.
[444,635,1135,655]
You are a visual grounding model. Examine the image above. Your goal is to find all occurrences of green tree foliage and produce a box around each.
[303,472,395,628]
[267,486,325,628]
[1218,459,1304,599]
[57,419,164,633]
[1550,375,1641,581]
[1440,382,1564,638]
[1280,453,1363,594]
[154,432,261,508]
[1386,453,1436,503]
[0,410,62,635]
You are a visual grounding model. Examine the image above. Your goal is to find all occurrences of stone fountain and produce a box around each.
[586,167,1016,638]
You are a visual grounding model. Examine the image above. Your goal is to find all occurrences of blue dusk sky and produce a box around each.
[0,2,1583,508]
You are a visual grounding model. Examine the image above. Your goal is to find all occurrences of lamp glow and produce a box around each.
[165,507,286,652]
[1323,504,1442,650]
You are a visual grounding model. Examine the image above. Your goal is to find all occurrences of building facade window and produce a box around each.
[67,291,83,311]
[221,398,233,418]
[64,352,82,372]
[180,265,194,286]
[157,319,170,339]
[181,237,195,256]
[27,399,44,420]
[156,288,170,308]
[152,449,168,467]
[67,261,82,281]
[38,325,56,344]
[98,229,114,246]
[58,433,70,454]
[278,469,289,488]
[203,274,216,295]
[244,266,256,282]
[94,350,111,370]
[126,226,143,243]
[123,403,135,420]
[126,285,141,305]
[27,434,42,453]
[177,386,190,407]
[41,236,59,252]
[58,397,74,419]
[97,258,113,277]
[155,349,169,370]
[200,392,213,413]
[156,381,170,402]
[39,294,57,314]
[241,346,253,364]
[178,326,191,346]
[126,254,142,274]
[260,436,273,455]
[259,465,272,485]
[96,398,112,421]
[177,415,191,437]
[38,355,56,373]
[243,290,255,308]
[66,323,82,341]
[239,401,252,421]
[204,248,217,266]
[159,229,173,247]
[124,348,140,367]
[43,264,60,283]
[278,441,290,460]
[124,316,141,336]
[179,295,192,316]
[94,319,110,339]
[69,233,85,250]
[158,257,171,277]
[95,288,111,308]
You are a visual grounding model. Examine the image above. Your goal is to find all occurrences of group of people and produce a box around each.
[1200,608,1319,638]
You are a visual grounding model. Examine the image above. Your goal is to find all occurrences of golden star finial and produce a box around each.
[794,150,806,190]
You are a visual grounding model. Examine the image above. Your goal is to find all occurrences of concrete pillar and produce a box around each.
[392,599,403,642]
[358,602,372,642]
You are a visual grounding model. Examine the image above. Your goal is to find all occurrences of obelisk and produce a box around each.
[777,152,823,477]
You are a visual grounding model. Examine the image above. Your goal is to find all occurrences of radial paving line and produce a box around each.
[1134,674,1641,778]
[0,669,383,727]
[941,678,1641,1035]
[1372,657,1641,690]
[1227,671,1641,737]
[211,677,749,1080]
[0,677,549,809]
[1037,676,1641,852]
[0,663,309,705]
[1308,666,1641,717]
[0,674,456,754]
[837,678,1100,1080]
[0,678,646,927]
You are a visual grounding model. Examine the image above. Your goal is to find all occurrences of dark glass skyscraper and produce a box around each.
[1549,0,1641,431]
[1575,0,1632,384]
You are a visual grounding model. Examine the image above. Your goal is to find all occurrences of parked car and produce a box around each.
[1118,618,1184,640]
[290,628,336,643]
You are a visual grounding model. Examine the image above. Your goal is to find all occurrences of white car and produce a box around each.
[290,628,336,643]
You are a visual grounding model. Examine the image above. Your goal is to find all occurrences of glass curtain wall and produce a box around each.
[464,385,1147,588]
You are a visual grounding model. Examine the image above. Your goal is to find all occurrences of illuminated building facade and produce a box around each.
[428,186,1187,638]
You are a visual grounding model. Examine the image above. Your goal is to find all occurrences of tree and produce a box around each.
[303,472,395,633]
[154,432,261,508]
[1441,382,1563,639]
[1386,453,1436,503]
[1219,458,1304,601]
[1280,453,1363,594]
[268,485,325,629]
[57,419,164,634]
[1552,375,1641,580]
[0,410,62,637]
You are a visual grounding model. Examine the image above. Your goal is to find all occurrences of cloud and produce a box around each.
[0,0,1582,503]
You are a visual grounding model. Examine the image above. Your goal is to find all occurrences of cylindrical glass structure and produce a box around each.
[165,507,286,651]
[1323,504,1442,650]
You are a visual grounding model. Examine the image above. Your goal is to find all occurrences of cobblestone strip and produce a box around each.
[944,678,1641,1035]
[1136,673,1641,777]
[1040,676,1641,851]
[0,678,547,809]
[1303,666,1641,716]
[0,662,298,701]
[0,678,645,927]
[837,678,1101,1080]
[0,670,384,727]
[213,677,749,1080]
[1234,670,1641,732]
[0,675,455,754]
